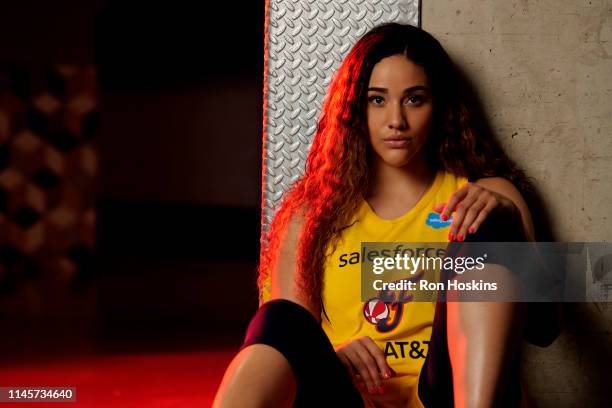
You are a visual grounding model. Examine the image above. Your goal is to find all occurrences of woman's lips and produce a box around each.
[383,137,412,148]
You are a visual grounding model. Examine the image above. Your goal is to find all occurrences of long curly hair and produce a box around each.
[257,22,533,316]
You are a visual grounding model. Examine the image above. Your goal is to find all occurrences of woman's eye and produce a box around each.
[368,96,384,105]
[405,95,424,105]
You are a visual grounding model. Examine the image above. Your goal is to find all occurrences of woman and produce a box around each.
[214,23,536,407]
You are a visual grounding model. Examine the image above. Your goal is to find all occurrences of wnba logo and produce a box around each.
[363,299,389,324]
[363,281,413,332]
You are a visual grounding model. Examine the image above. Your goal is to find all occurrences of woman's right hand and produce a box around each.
[335,336,395,396]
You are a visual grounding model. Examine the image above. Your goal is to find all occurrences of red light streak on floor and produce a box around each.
[0,349,237,408]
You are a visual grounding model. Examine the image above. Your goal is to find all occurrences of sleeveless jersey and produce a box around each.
[321,170,469,407]
[259,170,469,407]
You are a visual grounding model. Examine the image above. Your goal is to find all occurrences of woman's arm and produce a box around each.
[214,208,315,408]
[268,207,321,322]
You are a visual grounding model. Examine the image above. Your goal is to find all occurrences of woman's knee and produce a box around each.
[213,344,296,408]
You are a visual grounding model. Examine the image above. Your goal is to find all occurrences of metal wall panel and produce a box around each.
[262,0,419,231]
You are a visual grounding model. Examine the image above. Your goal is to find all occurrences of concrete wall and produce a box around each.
[422,1,612,406]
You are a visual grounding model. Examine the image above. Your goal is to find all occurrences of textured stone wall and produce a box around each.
[422,1,612,406]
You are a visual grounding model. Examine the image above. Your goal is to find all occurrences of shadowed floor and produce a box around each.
[0,346,239,407]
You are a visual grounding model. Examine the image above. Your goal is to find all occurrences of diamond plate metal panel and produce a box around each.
[262,0,419,232]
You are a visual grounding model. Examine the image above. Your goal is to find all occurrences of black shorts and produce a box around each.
[241,298,365,407]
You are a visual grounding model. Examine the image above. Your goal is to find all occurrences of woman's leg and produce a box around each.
[419,211,527,407]
[213,344,296,408]
[447,268,525,408]
[213,298,365,408]
[448,211,527,407]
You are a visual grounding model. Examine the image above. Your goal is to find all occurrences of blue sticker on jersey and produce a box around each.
[425,212,452,229]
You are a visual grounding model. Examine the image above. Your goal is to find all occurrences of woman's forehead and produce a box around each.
[368,55,429,88]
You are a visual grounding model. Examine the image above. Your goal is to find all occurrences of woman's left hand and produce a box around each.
[432,182,518,242]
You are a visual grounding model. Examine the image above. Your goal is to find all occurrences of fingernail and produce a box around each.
[448,233,455,241]
[440,214,448,221]
[368,387,375,394]
[457,234,464,242]
[378,386,385,394]
[468,226,475,234]
[382,372,389,379]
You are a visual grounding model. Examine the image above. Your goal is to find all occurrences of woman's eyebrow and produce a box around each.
[367,85,429,93]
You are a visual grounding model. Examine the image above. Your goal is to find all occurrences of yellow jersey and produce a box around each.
[259,169,469,407]
[321,170,469,407]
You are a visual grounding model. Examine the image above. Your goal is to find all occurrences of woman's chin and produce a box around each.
[378,154,415,168]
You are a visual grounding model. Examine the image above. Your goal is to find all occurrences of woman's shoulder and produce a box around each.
[438,170,470,196]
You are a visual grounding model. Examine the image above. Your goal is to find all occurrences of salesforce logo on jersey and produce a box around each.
[425,212,452,229]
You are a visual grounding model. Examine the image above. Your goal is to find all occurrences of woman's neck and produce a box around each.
[367,153,436,203]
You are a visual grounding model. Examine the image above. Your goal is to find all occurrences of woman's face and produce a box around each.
[366,54,433,168]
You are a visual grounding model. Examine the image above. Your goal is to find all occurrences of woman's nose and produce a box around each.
[388,103,408,130]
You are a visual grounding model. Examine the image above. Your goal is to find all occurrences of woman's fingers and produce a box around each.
[455,195,488,240]
[447,185,480,240]
[432,202,445,213]
[352,373,369,395]
[336,336,390,395]
[359,336,394,380]
[351,338,384,393]
[466,196,498,236]
[337,351,357,378]
[344,347,379,394]
[440,183,470,222]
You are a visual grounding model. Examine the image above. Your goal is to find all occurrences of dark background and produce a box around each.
[0,0,265,358]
